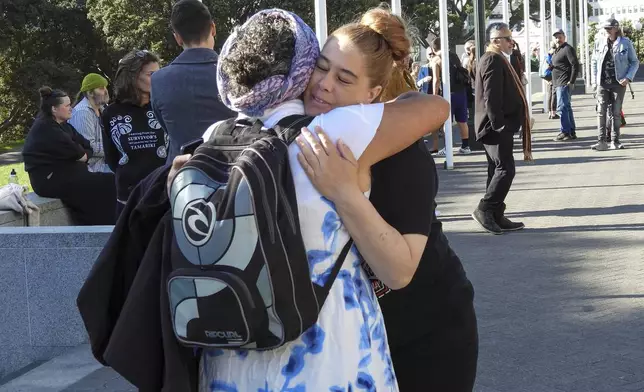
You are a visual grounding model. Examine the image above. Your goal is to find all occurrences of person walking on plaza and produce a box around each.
[550,29,579,141]
[150,0,234,162]
[590,18,639,151]
[430,37,472,156]
[69,73,112,173]
[472,22,532,235]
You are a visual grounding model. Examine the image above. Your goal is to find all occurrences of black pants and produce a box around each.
[391,291,479,391]
[479,131,516,212]
[597,84,626,143]
[29,164,117,225]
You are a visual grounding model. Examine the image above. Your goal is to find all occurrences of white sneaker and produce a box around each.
[459,146,472,155]
[610,141,624,150]
[433,148,447,157]
[591,141,608,151]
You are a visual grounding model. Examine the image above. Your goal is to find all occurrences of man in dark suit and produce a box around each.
[151,0,235,162]
[471,22,530,235]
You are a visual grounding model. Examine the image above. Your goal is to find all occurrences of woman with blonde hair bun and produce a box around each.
[300,6,479,392]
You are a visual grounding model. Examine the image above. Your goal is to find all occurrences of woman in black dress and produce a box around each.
[22,86,116,225]
[298,39,478,391]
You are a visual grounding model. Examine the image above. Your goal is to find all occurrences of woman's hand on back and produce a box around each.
[296,126,362,204]
[78,153,88,163]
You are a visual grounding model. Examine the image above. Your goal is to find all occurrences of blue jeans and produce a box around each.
[556,85,576,134]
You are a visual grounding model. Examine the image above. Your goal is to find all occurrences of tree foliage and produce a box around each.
[0,0,116,141]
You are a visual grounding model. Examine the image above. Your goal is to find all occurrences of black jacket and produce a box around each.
[23,116,93,172]
[150,48,235,162]
[101,102,168,202]
[474,52,526,141]
[77,165,199,392]
[551,42,579,87]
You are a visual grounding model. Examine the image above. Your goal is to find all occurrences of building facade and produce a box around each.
[589,0,644,23]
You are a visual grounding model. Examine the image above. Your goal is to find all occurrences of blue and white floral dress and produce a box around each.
[200,101,398,392]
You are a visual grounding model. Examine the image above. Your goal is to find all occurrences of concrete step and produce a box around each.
[0,345,134,392]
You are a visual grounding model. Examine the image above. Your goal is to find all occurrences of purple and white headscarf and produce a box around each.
[217,9,320,117]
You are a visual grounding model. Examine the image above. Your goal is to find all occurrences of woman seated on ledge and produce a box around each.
[22,86,117,225]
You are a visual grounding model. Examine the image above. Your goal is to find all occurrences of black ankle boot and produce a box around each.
[494,209,525,231]
[472,208,503,235]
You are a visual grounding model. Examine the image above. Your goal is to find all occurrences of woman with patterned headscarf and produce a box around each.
[193,7,449,391]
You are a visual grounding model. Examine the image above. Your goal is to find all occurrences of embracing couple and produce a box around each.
[162,5,481,391]
[74,3,478,391]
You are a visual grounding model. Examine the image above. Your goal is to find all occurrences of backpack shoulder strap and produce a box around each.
[273,115,314,145]
[313,239,354,304]
[203,117,267,148]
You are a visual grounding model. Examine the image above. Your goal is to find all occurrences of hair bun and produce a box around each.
[39,86,53,98]
[360,7,411,63]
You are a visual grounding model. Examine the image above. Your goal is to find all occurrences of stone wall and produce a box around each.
[0,226,112,380]
[0,194,74,227]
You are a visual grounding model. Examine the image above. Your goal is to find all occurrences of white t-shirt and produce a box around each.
[200,100,398,391]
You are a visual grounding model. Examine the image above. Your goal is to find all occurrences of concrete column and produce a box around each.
[541,0,549,112]
[439,0,454,169]
[570,0,577,51]
[551,0,557,36]
[584,0,592,87]
[502,0,510,23]
[562,0,568,37]
[524,0,532,116]
[579,0,586,79]
[314,0,327,48]
[391,0,402,16]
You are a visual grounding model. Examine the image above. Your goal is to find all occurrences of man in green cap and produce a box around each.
[69,73,112,173]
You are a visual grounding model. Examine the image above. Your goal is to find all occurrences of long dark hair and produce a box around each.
[113,49,160,105]
[38,86,68,118]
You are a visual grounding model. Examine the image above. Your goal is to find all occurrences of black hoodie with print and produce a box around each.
[102,102,168,202]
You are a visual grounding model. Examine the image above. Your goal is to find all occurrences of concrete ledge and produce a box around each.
[0,226,113,380]
[0,193,74,227]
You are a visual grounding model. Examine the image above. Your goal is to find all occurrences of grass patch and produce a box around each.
[0,164,31,189]
[0,139,24,152]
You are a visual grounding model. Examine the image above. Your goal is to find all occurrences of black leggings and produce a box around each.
[29,164,117,225]
[390,298,479,391]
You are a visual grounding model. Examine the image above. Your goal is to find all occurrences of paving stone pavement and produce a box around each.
[436,81,644,392]
[7,83,644,391]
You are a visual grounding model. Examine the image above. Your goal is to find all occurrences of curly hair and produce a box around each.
[219,13,295,98]
[113,49,160,105]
